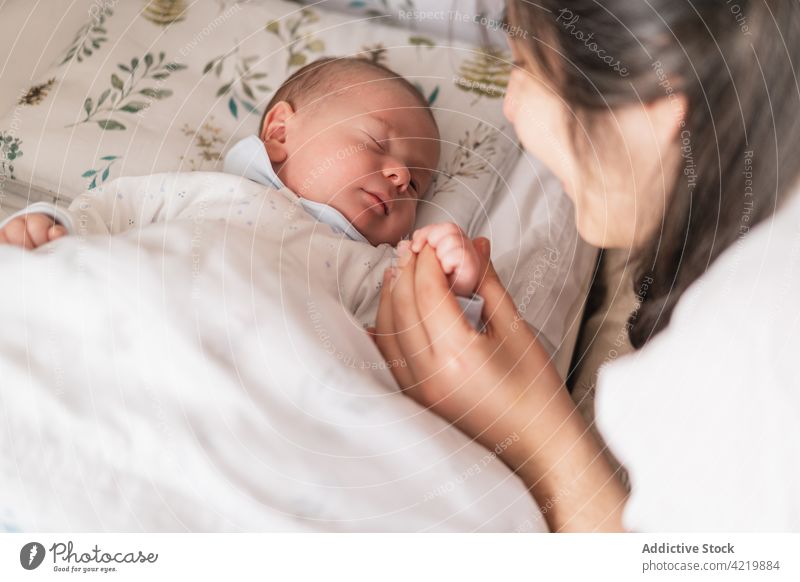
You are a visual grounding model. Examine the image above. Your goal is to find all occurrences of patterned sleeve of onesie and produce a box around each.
[316,235,484,331]
[0,172,270,236]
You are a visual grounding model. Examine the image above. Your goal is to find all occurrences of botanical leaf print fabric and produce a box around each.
[71,53,188,131]
[0,0,515,235]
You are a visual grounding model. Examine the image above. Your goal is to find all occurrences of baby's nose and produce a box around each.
[385,165,410,190]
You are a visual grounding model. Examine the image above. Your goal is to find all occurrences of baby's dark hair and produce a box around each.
[259,56,436,134]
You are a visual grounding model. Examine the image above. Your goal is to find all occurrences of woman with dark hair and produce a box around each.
[372,0,800,531]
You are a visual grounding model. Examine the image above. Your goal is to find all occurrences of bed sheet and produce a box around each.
[0,0,593,531]
[0,188,548,532]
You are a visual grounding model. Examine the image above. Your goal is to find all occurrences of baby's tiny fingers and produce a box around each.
[441,249,480,296]
[410,225,434,252]
[411,223,462,252]
[3,218,31,248]
[438,248,464,275]
[48,225,67,241]
[433,233,465,259]
[425,223,464,250]
[26,217,54,248]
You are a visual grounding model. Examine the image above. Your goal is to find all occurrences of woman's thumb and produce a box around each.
[473,237,498,284]
[474,237,491,261]
[472,237,521,334]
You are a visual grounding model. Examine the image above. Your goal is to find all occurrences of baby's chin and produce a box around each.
[357,222,405,247]
[366,234,404,247]
[295,188,411,247]
[335,207,403,247]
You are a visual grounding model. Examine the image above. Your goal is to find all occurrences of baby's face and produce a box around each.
[262,77,440,245]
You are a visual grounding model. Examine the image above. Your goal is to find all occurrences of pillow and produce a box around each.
[0,0,516,235]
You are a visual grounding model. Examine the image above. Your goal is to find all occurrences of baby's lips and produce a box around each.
[362,188,388,215]
[367,185,396,214]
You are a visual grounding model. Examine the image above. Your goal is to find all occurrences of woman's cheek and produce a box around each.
[503,76,522,124]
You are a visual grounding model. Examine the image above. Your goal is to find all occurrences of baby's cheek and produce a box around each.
[350,148,382,180]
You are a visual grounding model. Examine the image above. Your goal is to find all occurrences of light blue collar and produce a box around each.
[223,135,369,244]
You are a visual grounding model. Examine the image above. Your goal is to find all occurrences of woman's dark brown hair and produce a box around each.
[504,0,800,348]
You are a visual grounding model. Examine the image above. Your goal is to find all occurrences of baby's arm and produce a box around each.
[0,177,161,246]
[408,222,481,296]
[0,173,221,248]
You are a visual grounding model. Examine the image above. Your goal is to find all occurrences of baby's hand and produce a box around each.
[407,222,480,296]
[0,213,67,250]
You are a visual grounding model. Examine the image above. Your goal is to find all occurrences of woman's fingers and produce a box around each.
[390,246,434,362]
[472,238,523,337]
[413,245,476,345]
[373,269,416,388]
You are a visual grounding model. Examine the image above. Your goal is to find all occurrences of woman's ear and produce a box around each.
[260,101,294,164]
[646,92,687,144]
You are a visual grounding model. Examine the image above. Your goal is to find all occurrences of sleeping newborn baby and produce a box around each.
[0,57,483,327]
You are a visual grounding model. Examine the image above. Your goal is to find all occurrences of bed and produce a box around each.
[0,0,596,531]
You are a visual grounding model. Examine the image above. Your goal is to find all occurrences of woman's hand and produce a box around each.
[374,238,559,463]
[406,222,481,297]
[371,238,628,532]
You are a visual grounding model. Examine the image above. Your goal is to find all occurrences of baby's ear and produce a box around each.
[261,101,294,162]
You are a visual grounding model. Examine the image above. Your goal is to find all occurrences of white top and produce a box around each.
[222,135,370,244]
[596,191,800,532]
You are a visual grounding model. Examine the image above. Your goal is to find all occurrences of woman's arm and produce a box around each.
[511,373,628,532]
[372,239,627,532]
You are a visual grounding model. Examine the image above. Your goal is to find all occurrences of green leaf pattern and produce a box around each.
[203,48,270,120]
[413,82,440,106]
[454,48,511,102]
[68,52,187,131]
[58,3,113,66]
[142,0,188,26]
[81,155,121,189]
[7,0,508,205]
[432,123,498,196]
[0,132,23,180]
[265,8,326,71]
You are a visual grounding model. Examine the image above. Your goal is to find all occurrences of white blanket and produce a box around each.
[0,172,545,532]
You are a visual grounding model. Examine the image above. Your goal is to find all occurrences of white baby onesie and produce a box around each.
[0,136,483,328]
[222,136,484,327]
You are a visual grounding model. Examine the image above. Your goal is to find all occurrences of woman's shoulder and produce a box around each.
[609,190,800,372]
[640,190,800,365]
[680,191,800,328]
[594,192,800,532]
